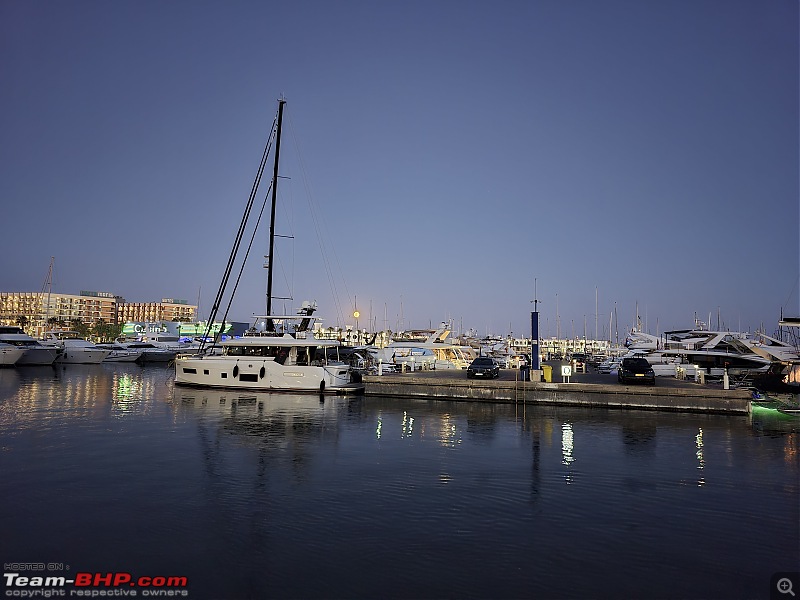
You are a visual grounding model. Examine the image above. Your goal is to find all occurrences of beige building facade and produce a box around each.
[0,291,197,336]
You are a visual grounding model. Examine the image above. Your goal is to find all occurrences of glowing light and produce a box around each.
[401,411,414,438]
[561,422,575,466]
[696,427,705,486]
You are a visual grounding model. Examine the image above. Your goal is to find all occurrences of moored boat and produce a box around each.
[0,342,25,366]
[175,306,360,393]
[40,331,111,364]
[118,341,176,363]
[0,326,59,365]
[378,324,477,370]
[173,99,362,394]
[95,343,143,363]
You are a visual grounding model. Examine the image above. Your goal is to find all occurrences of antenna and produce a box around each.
[530,277,542,311]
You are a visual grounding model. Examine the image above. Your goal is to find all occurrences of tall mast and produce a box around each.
[265,99,286,326]
[41,256,54,328]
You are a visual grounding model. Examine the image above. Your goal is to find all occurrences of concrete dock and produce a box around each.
[362,366,753,414]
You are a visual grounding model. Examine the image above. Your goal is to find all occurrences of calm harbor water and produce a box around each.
[0,364,797,600]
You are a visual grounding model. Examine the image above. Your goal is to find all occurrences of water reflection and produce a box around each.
[695,427,705,487]
[401,410,414,438]
[0,363,177,430]
[561,422,575,484]
[0,368,797,600]
[621,420,657,456]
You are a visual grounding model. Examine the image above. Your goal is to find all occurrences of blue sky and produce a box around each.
[2,0,797,339]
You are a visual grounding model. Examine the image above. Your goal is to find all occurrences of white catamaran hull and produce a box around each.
[175,355,360,393]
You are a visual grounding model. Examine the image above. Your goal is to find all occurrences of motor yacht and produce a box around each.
[143,334,201,354]
[378,324,477,370]
[0,342,25,366]
[40,331,111,364]
[623,327,773,379]
[118,341,176,363]
[95,343,143,363]
[0,326,59,365]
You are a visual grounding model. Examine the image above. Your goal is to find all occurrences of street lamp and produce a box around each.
[353,295,360,343]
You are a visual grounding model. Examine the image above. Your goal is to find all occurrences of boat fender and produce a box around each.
[319,380,325,393]
[260,366,265,379]
[233,365,239,378]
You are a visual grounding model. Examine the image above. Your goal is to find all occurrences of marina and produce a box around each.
[3,3,798,598]
[0,363,796,599]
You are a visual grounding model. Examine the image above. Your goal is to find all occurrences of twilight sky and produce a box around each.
[2,0,798,339]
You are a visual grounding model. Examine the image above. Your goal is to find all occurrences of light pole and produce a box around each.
[353,295,360,344]
[530,278,541,372]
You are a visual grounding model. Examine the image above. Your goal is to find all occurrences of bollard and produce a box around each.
[378,360,383,376]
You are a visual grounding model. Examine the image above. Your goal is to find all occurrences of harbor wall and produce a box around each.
[362,374,752,414]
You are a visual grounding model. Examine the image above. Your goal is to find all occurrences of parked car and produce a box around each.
[467,357,500,379]
[571,353,588,373]
[597,357,621,374]
[617,357,656,385]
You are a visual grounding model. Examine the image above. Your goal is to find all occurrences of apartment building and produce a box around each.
[0,291,196,336]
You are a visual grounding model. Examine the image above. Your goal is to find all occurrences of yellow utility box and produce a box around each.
[542,364,552,382]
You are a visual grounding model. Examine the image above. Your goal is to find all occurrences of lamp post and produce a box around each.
[353,295,360,344]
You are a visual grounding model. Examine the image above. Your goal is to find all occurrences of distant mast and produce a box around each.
[265,99,286,331]
[41,256,55,327]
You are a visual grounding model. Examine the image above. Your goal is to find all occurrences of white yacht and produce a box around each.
[175,303,361,393]
[118,341,175,363]
[40,331,111,364]
[623,327,773,378]
[143,334,201,354]
[378,324,477,370]
[174,100,362,395]
[95,343,143,363]
[0,326,59,365]
[0,342,25,366]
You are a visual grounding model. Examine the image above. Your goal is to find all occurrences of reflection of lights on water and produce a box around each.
[561,422,575,466]
[695,428,704,467]
[112,373,145,415]
[439,414,459,447]
[561,422,575,484]
[115,374,134,399]
[439,473,453,484]
[785,432,798,465]
[401,411,414,438]
[695,427,705,486]
[376,416,382,439]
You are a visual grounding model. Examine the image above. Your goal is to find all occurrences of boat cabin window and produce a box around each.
[224,344,320,366]
[225,345,281,358]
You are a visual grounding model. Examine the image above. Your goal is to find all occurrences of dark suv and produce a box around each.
[617,357,656,385]
[467,357,500,379]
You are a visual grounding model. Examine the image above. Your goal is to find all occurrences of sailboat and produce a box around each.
[174,99,364,394]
